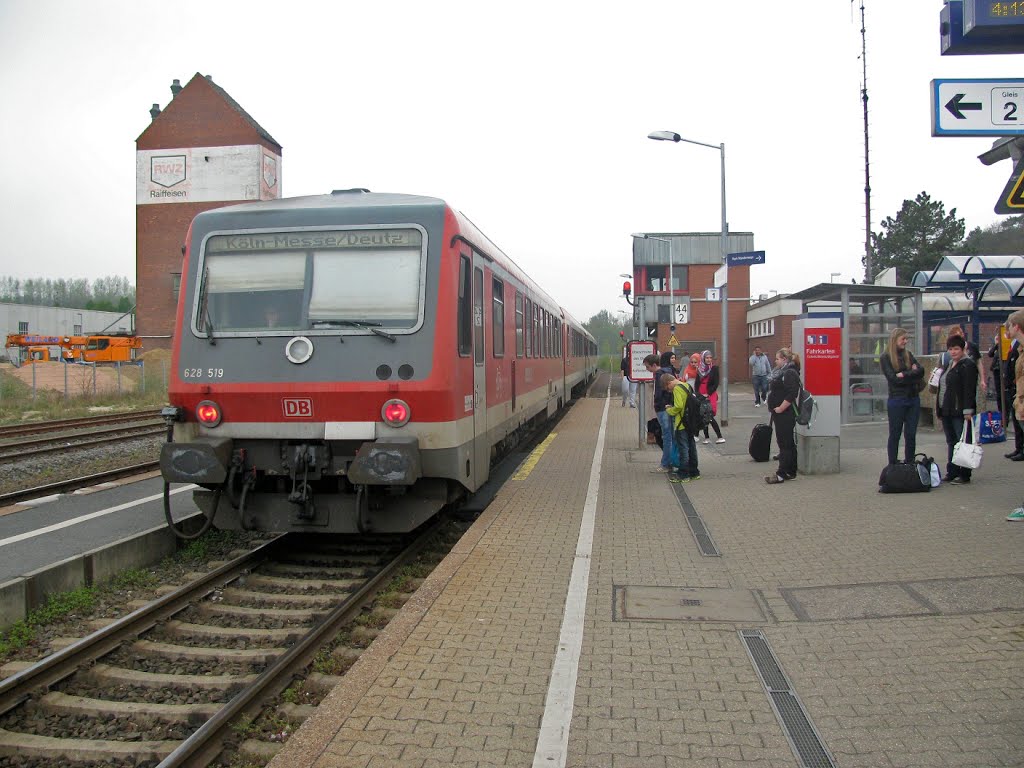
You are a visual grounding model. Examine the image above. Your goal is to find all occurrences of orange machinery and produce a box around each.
[4,334,142,365]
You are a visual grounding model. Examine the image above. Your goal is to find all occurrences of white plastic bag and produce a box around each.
[929,461,941,487]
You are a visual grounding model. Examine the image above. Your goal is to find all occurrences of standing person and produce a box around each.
[749,346,772,406]
[650,351,680,473]
[695,350,725,444]
[1003,336,1024,460]
[664,374,700,483]
[936,335,979,485]
[1005,311,1024,521]
[880,328,924,465]
[764,348,801,485]
[683,353,700,385]
[619,351,637,408]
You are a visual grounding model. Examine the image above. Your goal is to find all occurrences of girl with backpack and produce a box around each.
[765,348,801,485]
[695,350,725,444]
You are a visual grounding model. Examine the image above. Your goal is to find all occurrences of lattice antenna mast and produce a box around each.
[860,0,873,283]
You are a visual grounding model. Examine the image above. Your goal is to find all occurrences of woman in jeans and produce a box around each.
[765,348,801,484]
[880,328,924,464]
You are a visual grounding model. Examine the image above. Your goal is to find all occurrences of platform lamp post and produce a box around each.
[648,130,729,424]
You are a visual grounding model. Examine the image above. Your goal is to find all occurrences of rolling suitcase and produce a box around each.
[749,422,772,462]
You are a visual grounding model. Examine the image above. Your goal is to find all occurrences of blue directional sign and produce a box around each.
[931,79,1024,136]
[727,250,765,266]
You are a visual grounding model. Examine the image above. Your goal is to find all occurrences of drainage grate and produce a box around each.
[671,485,721,556]
[678,598,702,606]
[740,630,836,768]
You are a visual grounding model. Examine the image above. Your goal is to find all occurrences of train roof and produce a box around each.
[193,191,591,336]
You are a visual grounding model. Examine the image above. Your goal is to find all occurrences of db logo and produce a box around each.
[282,398,313,418]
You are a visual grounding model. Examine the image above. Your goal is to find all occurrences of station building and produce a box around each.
[136,74,281,350]
[629,232,755,382]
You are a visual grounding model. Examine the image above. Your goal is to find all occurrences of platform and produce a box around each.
[269,380,1023,768]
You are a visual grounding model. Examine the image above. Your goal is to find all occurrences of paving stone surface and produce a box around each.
[269,380,1023,768]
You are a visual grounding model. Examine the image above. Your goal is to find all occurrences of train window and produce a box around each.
[473,266,484,364]
[492,278,504,358]
[524,298,532,358]
[515,293,524,358]
[536,303,544,358]
[309,245,420,327]
[458,255,471,356]
[198,228,425,335]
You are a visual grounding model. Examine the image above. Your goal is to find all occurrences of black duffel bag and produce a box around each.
[878,461,931,493]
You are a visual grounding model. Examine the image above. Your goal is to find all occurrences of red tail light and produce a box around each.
[196,400,222,427]
[382,399,410,427]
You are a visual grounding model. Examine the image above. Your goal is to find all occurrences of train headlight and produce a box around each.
[381,399,411,427]
[196,400,223,427]
[285,336,314,365]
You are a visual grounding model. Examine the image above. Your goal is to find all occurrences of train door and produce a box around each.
[471,254,489,489]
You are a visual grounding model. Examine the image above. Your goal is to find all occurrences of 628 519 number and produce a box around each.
[182,368,225,379]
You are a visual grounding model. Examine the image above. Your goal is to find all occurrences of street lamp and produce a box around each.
[830,272,841,283]
[648,130,730,423]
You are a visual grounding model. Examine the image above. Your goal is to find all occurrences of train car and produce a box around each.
[160,190,597,534]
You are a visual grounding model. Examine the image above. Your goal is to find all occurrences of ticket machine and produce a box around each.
[793,313,842,474]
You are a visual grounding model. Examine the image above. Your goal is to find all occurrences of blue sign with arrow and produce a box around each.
[727,250,766,266]
[932,78,1024,136]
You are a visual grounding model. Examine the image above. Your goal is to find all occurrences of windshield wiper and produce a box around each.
[314,320,396,342]
[197,267,215,345]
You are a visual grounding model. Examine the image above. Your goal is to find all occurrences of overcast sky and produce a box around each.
[0,1,1019,323]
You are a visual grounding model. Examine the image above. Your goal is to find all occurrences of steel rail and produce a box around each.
[0,536,282,717]
[0,409,164,439]
[157,518,445,768]
[0,461,162,506]
[0,425,165,462]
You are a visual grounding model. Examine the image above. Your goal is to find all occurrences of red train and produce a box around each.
[160,190,597,534]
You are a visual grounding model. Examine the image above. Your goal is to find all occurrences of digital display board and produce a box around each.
[965,0,1024,34]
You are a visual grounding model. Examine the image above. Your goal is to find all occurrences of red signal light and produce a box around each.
[623,281,631,297]
[382,399,411,427]
[196,400,222,427]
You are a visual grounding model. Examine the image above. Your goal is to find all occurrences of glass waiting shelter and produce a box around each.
[784,283,924,424]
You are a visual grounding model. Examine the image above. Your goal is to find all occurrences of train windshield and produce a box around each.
[196,228,425,334]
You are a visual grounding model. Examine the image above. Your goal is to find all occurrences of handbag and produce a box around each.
[973,411,1006,444]
[952,423,983,469]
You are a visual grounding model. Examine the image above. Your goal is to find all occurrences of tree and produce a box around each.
[954,215,1024,256]
[867,192,965,283]
[583,309,634,360]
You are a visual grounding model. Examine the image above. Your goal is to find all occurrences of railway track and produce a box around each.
[0,423,165,463]
[0,522,445,767]
[0,462,162,506]
[0,410,164,440]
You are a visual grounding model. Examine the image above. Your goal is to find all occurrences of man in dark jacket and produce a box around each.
[938,336,979,485]
[651,351,680,472]
[1001,340,1023,459]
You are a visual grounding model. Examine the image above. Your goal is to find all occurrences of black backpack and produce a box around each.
[683,384,714,433]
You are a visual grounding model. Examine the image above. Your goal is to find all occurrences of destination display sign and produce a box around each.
[206,229,422,253]
[931,78,1024,136]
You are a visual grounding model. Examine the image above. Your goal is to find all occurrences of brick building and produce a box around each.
[630,232,755,383]
[135,74,281,349]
